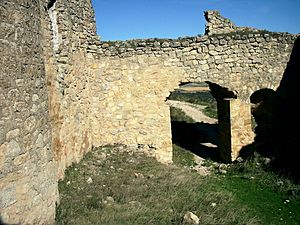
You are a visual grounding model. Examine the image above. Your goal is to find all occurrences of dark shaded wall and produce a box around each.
[249,37,300,180]
[273,36,300,179]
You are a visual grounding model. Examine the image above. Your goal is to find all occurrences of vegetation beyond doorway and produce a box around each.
[168,82,218,119]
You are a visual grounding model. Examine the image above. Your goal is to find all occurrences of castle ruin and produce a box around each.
[0,0,298,224]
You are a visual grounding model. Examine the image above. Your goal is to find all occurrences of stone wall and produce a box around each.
[0,0,100,222]
[94,31,297,100]
[0,0,58,224]
[89,56,185,163]
[218,99,254,162]
[43,0,100,178]
[86,30,297,163]
[204,10,259,35]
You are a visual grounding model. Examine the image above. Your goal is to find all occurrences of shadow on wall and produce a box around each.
[248,88,276,157]
[241,36,300,181]
[0,217,19,225]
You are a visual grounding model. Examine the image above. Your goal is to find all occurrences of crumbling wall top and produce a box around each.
[204,10,258,35]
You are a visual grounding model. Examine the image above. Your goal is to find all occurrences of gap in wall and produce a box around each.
[166,82,220,162]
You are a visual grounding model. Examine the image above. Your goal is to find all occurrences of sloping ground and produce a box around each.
[56,146,300,225]
[167,100,217,124]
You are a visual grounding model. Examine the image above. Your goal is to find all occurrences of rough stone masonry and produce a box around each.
[0,0,298,224]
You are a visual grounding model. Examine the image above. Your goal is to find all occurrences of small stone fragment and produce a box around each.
[134,172,144,179]
[183,211,200,225]
[103,196,115,205]
[86,177,93,184]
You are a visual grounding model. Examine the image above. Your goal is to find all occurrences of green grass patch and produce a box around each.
[216,158,300,225]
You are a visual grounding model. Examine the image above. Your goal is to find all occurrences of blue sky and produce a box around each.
[91,0,300,41]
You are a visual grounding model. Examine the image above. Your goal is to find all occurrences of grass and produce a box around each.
[173,144,196,168]
[56,145,300,225]
[221,158,300,225]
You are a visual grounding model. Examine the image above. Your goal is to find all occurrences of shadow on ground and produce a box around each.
[171,121,220,161]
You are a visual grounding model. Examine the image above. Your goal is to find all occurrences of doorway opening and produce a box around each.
[166,82,220,166]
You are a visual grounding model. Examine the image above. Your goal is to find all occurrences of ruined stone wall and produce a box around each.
[0,0,101,222]
[1,2,299,223]
[204,10,259,35]
[95,32,297,100]
[44,0,100,178]
[38,3,298,171]
[83,31,296,163]
[84,31,297,163]
[0,0,58,224]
